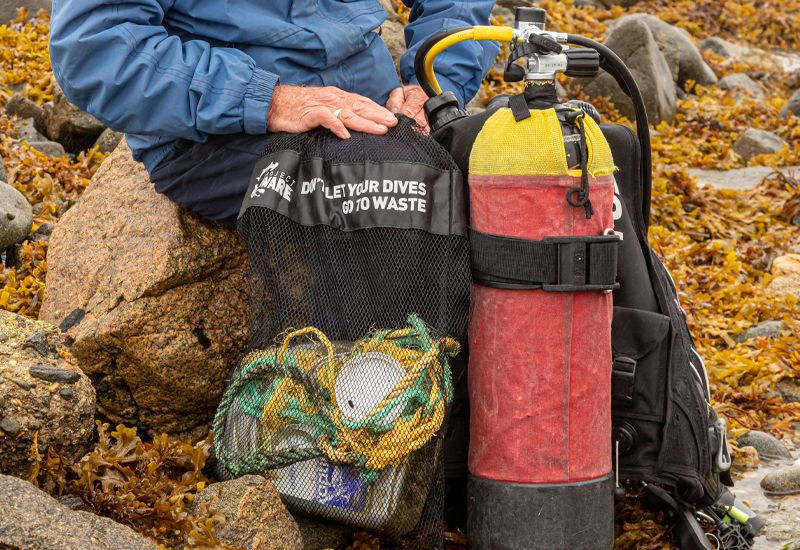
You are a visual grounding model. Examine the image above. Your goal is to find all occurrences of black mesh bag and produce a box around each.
[213,117,470,544]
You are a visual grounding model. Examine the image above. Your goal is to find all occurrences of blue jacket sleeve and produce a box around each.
[49,0,279,140]
[399,0,499,106]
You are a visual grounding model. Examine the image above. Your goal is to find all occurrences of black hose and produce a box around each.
[567,34,652,226]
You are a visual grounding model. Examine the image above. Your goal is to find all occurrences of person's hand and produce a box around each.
[386,85,429,129]
[267,84,398,139]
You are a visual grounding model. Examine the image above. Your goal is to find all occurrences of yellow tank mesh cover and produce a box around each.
[468,108,616,178]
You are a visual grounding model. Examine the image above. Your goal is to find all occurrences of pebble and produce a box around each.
[59,387,74,400]
[737,430,792,461]
[58,308,85,332]
[761,465,800,495]
[0,182,34,251]
[23,331,50,357]
[0,331,8,343]
[0,416,20,435]
[28,140,67,158]
[28,365,80,385]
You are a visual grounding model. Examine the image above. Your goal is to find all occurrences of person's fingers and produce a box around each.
[412,110,429,131]
[313,109,351,139]
[350,97,398,127]
[337,108,390,135]
[399,87,429,120]
[385,87,406,113]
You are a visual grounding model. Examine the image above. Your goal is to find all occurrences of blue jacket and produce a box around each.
[49,0,498,172]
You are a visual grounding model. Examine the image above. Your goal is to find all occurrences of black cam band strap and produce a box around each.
[470,228,619,292]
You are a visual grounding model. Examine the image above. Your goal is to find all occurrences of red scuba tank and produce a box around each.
[465,104,618,548]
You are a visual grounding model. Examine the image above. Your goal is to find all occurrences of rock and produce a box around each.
[0,310,94,477]
[495,0,541,8]
[579,18,677,123]
[15,117,47,143]
[612,14,717,88]
[736,430,792,461]
[23,330,50,356]
[39,142,248,433]
[719,73,764,99]
[491,5,515,23]
[30,220,55,243]
[4,93,45,127]
[601,0,641,6]
[43,83,107,154]
[191,475,302,550]
[781,88,800,118]
[377,0,397,21]
[0,182,33,251]
[732,128,789,162]
[699,37,738,59]
[0,0,51,24]
[0,157,5,183]
[769,254,800,297]
[381,19,406,71]
[776,377,800,403]
[689,165,800,190]
[732,320,784,343]
[0,474,157,549]
[93,128,125,154]
[574,0,607,7]
[761,465,800,495]
[29,140,67,158]
[294,515,353,550]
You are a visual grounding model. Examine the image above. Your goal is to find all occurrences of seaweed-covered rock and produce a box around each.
[40,142,248,434]
[0,310,95,477]
[719,73,764,99]
[0,474,157,550]
[191,475,302,550]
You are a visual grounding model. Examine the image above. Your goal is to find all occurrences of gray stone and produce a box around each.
[29,364,80,384]
[4,93,45,127]
[190,475,302,549]
[93,128,124,154]
[0,0,51,24]
[689,165,800,190]
[29,140,67,158]
[59,387,75,400]
[732,128,789,162]
[719,73,764,99]
[776,377,800,404]
[699,37,737,59]
[0,416,20,435]
[58,494,91,512]
[0,182,33,250]
[615,14,717,88]
[781,88,800,118]
[579,18,677,123]
[43,83,107,154]
[23,331,50,356]
[761,465,800,495]
[736,430,792,461]
[15,117,47,143]
[0,157,5,182]
[601,0,641,5]
[732,321,784,343]
[31,221,55,242]
[295,515,353,550]
[0,331,7,343]
[574,0,607,7]
[0,474,157,550]
[491,5,515,23]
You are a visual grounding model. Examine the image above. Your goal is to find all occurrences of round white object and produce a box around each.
[335,352,405,426]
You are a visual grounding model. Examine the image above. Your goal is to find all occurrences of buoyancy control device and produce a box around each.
[415,7,762,550]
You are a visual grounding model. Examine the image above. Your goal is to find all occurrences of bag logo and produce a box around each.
[251,161,295,202]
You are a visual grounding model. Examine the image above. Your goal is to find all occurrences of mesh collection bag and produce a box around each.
[213,117,471,543]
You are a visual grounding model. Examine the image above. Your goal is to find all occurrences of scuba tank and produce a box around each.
[417,9,621,548]
[415,7,762,550]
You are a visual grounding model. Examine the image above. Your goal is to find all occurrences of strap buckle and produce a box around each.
[541,234,620,292]
[612,356,637,402]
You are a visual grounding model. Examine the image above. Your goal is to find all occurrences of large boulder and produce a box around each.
[191,475,302,550]
[612,14,717,88]
[580,17,677,123]
[719,73,764,99]
[0,182,33,251]
[40,141,248,434]
[781,88,800,118]
[43,84,107,154]
[0,474,157,549]
[0,310,95,477]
